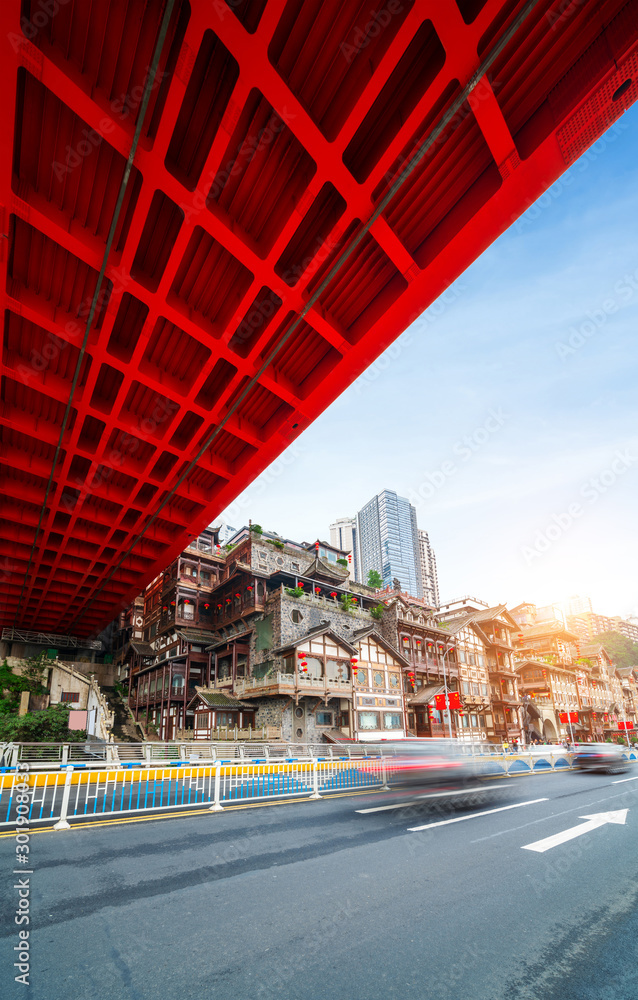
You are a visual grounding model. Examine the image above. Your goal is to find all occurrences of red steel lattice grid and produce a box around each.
[1,0,637,636]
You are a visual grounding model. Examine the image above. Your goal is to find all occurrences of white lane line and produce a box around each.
[356,802,414,814]
[612,775,638,784]
[522,809,628,853]
[407,797,549,832]
[356,783,517,813]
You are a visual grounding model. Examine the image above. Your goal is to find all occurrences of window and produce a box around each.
[358,712,380,730]
[172,675,185,693]
[471,714,478,727]
[201,571,210,583]
[354,668,368,685]
[196,712,209,728]
[326,659,349,682]
[305,656,323,679]
[291,609,304,624]
[291,562,300,571]
[60,691,79,703]
[384,713,403,729]
[388,672,400,688]
[373,670,385,687]
[316,711,333,726]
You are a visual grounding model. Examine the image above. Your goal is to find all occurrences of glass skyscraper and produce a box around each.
[356,490,422,598]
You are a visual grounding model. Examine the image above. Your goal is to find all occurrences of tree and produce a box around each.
[0,704,86,742]
[592,631,638,668]
[0,654,47,716]
[367,570,383,588]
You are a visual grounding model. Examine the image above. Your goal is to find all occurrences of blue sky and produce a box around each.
[222,105,638,621]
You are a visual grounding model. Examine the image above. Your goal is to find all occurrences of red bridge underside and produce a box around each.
[1,0,637,637]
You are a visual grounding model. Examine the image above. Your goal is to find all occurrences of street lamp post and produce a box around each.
[437,641,455,740]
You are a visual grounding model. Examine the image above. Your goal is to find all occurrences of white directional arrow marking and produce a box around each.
[522,809,628,853]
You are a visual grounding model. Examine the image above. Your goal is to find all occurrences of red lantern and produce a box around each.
[217,603,222,609]
[170,600,175,606]
[298,652,305,658]
[247,585,253,591]
[351,597,358,603]
[350,657,358,665]
[314,587,321,595]
[235,592,241,598]
[298,581,304,588]
[204,603,210,610]
[226,598,231,604]
[330,591,337,598]
[163,606,167,612]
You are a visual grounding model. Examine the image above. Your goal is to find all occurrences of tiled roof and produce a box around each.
[176,629,218,644]
[189,688,252,709]
[271,626,357,657]
[515,621,579,641]
[130,641,155,655]
[408,683,445,705]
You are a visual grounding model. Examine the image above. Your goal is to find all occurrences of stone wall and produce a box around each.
[253,697,293,740]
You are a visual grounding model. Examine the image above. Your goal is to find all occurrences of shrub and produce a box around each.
[0,703,86,742]
[337,558,348,567]
[285,587,304,598]
[370,604,385,621]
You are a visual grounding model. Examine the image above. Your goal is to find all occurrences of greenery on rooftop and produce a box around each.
[0,653,87,742]
[594,631,638,669]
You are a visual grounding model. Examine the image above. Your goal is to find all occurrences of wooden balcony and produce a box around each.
[233,672,353,700]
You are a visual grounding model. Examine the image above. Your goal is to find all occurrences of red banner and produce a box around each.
[559,712,579,723]
[434,692,462,710]
[619,721,634,730]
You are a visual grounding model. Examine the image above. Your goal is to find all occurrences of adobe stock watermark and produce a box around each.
[353,278,466,394]
[407,408,508,507]
[522,449,636,564]
[513,118,629,236]
[222,442,306,524]
[8,0,72,52]
[339,0,405,64]
[554,265,638,361]
[12,762,33,987]
[180,107,297,229]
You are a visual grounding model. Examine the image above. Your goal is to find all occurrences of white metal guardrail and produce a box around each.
[0,757,388,830]
[0,740,392,769]
[2,742,636,832]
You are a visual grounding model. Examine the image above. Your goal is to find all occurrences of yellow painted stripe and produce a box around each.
[0,759,369,788]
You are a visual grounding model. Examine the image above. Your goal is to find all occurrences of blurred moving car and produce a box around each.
[572,743,630,775]
[359,739,508,808]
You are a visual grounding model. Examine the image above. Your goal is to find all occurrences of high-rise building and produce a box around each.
[417,529,439,607]
[329,518,358,580]
[561,595,593,617]
[356,490,422,597]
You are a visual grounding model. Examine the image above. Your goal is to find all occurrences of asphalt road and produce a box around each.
[2,768,638,1000]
